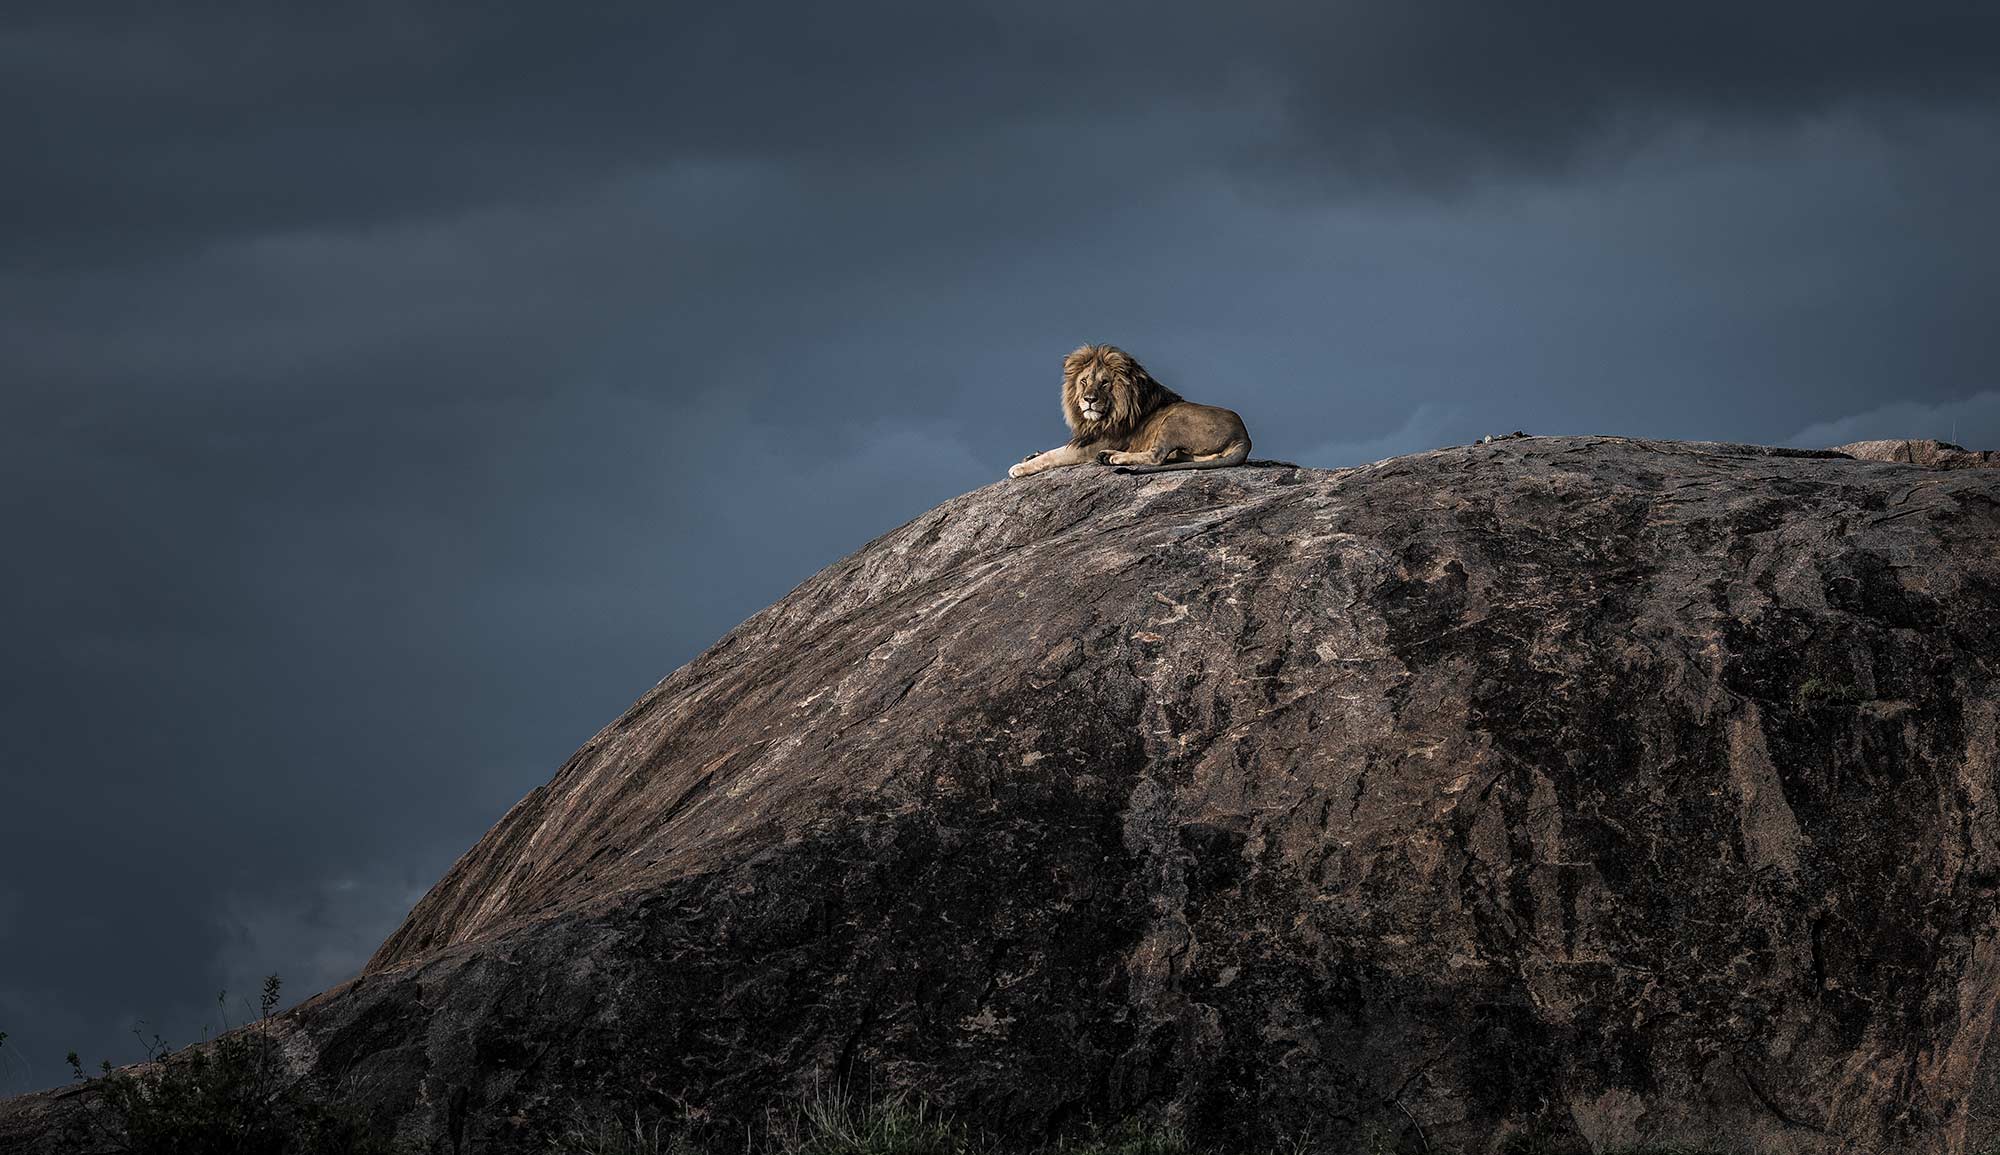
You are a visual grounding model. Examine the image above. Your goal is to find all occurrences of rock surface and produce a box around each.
[1835,439,2000,469]
[6,436,2000,1154]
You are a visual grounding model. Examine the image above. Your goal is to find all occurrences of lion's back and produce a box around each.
[1142,399,1250,452]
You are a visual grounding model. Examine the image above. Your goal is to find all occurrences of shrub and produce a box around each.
[76,975,398,1155]
[1793,677,1860,713]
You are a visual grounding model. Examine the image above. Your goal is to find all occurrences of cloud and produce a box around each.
[6,4,1997,269]
[213,876,423,1017]
[1297,403,1464,469]
[0,988,63,1096]
[1237,5,2000,193]
[1788,390,2000,451]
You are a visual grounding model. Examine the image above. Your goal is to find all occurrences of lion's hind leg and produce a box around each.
[1095,446,1175,468]
[1111,439,1251,474]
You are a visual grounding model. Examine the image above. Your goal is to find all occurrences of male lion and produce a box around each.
[1008,344,1252,479]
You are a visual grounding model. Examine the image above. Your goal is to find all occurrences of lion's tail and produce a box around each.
[1118,439,1252,474]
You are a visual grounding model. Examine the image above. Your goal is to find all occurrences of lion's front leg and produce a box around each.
[1009,444,1096,479]
[1096,446,1173,468]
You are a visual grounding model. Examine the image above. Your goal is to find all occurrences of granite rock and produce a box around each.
[7,436,1999,1154]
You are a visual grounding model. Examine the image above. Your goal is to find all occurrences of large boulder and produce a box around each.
[6,436,1998,1154]
[1834,439,1999,469]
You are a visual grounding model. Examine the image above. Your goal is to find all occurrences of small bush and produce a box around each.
[1793,677,1860,713]
[73,975,398,1155]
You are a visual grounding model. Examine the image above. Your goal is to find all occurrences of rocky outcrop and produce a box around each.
[6,436,1999,1154]
[1835,439,1999,469]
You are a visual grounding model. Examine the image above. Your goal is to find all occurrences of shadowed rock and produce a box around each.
[5,436,1999,1154]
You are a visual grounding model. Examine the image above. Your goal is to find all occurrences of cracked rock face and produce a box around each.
[7,436,1999,1154]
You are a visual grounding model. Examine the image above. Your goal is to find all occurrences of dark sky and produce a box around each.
[3,3,1997,1091]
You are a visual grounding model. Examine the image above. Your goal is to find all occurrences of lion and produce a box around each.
[1008,344,1251,479]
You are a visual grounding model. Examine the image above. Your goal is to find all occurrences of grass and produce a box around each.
[1792,676,1860,713]
[4,986,1785,1155]
[550,1088,1740,1155]
[552,1093,1193,1155]
[47,975,399,1155]
[1500,1135,1727,1155]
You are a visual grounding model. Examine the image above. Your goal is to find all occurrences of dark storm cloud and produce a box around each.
[7,3,1997,268]
[1246,4,2000,187]
[4,1,1998,1095]
[3,1,1115,268]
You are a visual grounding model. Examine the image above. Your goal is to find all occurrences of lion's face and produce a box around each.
[1070,357,1118,424]
[1062,344,1170,441]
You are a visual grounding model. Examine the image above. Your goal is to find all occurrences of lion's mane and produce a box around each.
[1063,344,1183,447]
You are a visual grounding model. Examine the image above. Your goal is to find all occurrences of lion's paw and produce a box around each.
[1095,451,1116,465]
[1007,462,1031,479]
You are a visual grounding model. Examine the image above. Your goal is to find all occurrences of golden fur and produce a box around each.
[1009,344,1251,478]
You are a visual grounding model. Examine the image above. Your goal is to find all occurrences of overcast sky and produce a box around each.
[3,3,1997,1092]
